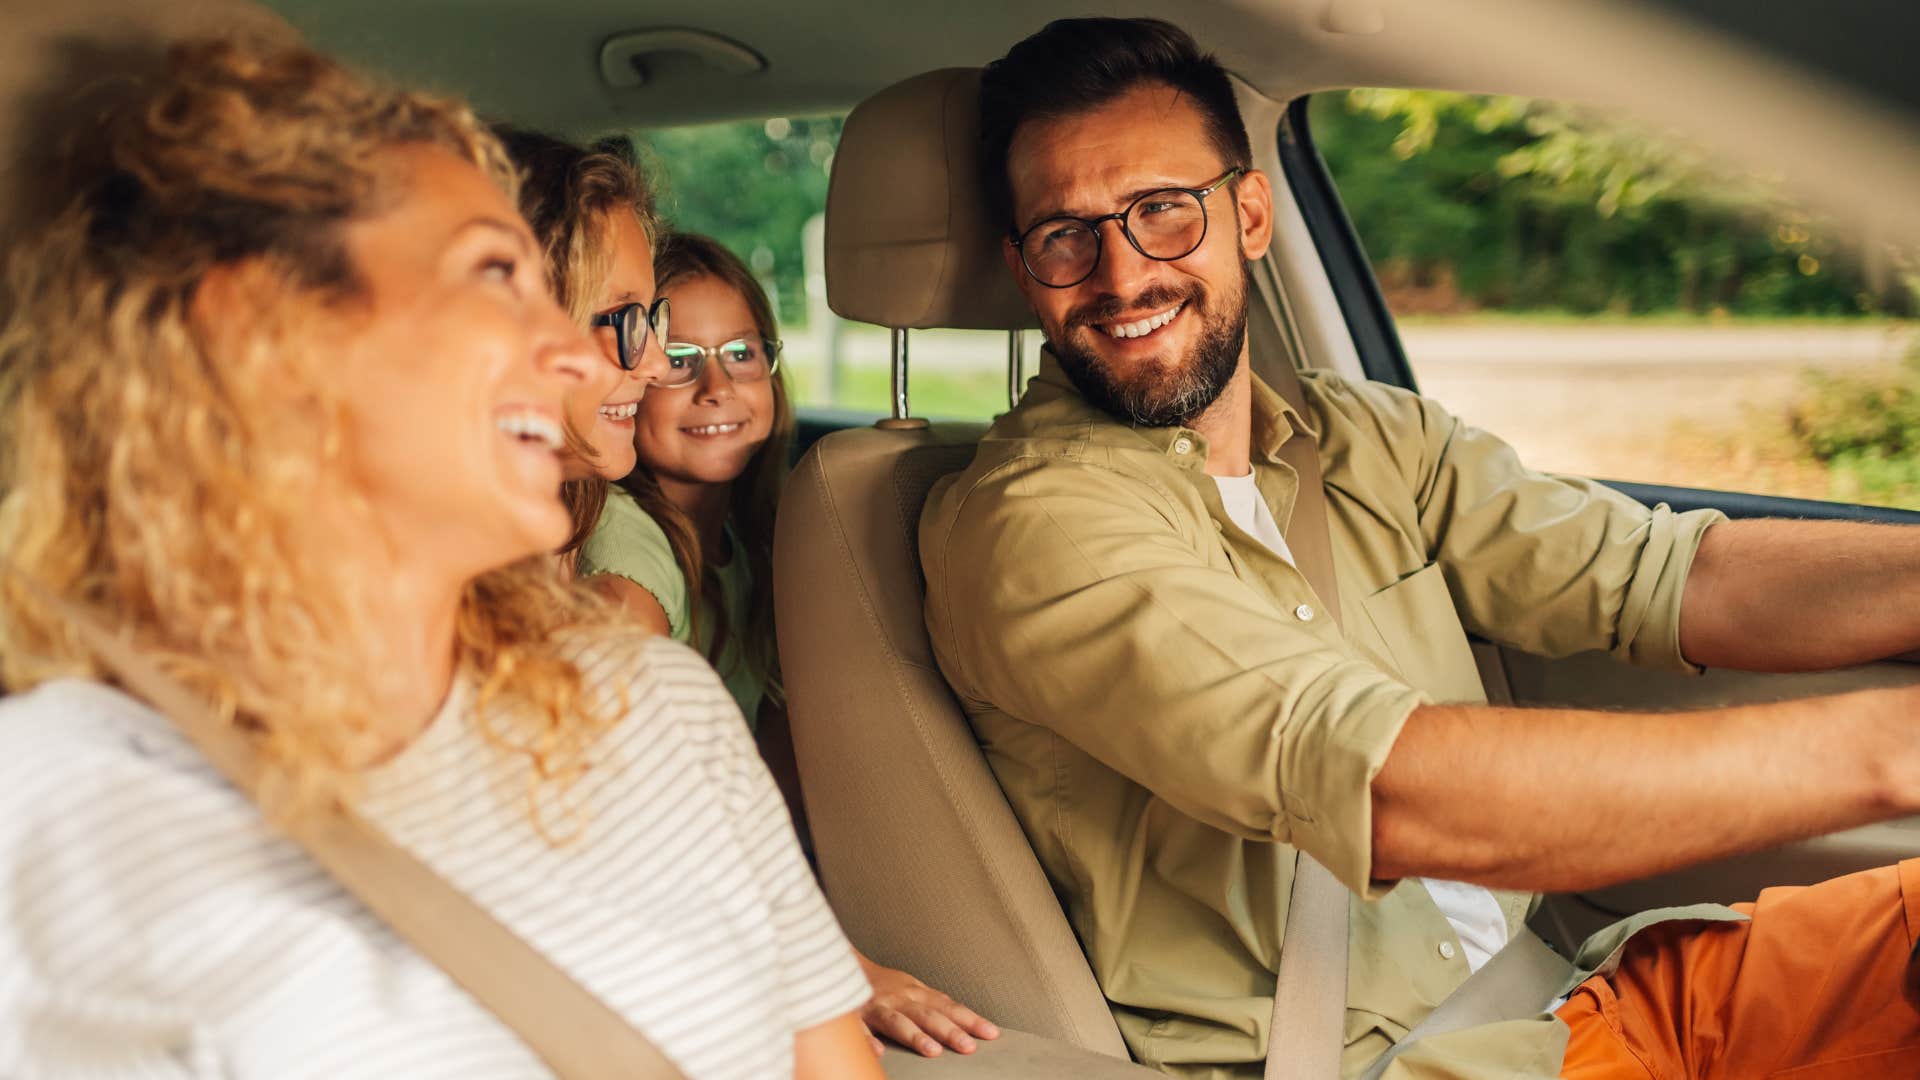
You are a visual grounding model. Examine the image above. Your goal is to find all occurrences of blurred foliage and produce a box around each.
[1310,90,1915,317]
[632,92,1916,328]
[1786,341,1920,507]
[635,115,844,327]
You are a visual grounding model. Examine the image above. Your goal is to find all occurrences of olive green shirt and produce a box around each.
[919,356,1741,1078]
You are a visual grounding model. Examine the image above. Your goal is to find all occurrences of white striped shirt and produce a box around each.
[0,633,869,1079]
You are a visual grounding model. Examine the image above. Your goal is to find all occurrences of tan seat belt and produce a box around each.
[1261,371,1578,1080]
[1358,931,1573,1080]
[4,567,687,1080]
[1264,366,1352,1080]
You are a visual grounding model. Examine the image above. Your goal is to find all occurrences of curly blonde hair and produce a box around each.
[0,37,617,816]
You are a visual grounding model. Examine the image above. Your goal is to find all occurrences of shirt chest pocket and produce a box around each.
[1358,563,1487,704]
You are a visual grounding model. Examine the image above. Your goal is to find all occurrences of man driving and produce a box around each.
[922,16,1920,1079]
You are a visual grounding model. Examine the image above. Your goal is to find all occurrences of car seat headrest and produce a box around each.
[824,67,1039,332]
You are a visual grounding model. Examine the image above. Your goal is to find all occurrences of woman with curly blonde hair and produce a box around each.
[0,37,879,1079]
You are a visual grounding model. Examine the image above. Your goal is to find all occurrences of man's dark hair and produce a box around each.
[979,18,1253,232]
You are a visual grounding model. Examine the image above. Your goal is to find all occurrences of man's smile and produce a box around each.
[1101,303,1185,340]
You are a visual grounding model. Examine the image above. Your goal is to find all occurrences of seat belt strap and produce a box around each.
[5,565,689,1080]
[1264,365,1352,1080]
[1262,368,1575,1078]
[1359,929,1574,1080]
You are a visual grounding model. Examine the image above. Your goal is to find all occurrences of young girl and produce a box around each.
[0,39,880,1079]
[618,233,1003,1059]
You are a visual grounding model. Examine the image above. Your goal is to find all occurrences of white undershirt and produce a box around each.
[1212,471,1510,973]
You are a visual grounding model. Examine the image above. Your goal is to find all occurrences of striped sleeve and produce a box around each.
[659,646,873,1032]
[0,683,247,1079]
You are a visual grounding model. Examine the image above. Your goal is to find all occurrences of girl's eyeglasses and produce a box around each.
[660,335,782,387]
[590,296,683,383]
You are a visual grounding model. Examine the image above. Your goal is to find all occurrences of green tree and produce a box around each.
[634,115,844,326]
[1309,90,1907,316]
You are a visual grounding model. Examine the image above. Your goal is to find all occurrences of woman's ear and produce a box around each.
[187,260,276,361]
[1234,168,1275,262]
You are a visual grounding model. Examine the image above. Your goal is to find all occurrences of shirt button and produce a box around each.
[1172,436,1193,455]
[1438,941,1457,961]
[1294,604,1315,622]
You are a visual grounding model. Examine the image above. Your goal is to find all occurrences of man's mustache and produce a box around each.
[1065,283,1202,332]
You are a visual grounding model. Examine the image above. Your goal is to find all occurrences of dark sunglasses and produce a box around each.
[589,295,672,375]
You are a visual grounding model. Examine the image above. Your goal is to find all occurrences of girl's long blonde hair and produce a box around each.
[0,37,616,814]
[646,233,796,708]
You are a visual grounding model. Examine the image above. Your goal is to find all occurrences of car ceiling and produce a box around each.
[264,0,1920,245]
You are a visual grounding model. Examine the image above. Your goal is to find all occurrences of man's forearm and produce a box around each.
[1369,688,1920,892]
[1682,519,1920,671]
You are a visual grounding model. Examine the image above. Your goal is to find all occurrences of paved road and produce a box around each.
[1402,323,1916,481]
[790,320,1918,484]
[798,320,1916,375]
[1399,322,1916,370]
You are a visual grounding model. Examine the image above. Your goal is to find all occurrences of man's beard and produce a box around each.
[1048,269,1248,429]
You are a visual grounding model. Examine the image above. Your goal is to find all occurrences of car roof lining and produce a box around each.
[262,0,1920,247]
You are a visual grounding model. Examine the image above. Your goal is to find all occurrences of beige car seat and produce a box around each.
[773,68,1133,1059]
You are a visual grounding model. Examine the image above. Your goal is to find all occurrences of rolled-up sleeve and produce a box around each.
[925,456,1426,896]
[1333,378,1723,673]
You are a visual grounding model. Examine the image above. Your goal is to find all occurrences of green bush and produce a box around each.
[1788,345,1920,507]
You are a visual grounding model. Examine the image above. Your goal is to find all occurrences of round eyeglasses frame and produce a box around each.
[1009,167,1244,289]
[659,336,783,388]
[590,295,675,380]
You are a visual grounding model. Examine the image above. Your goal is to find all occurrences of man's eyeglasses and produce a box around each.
[660,335,783,387]
[1009,167,1244,289]
[590,296,681,383]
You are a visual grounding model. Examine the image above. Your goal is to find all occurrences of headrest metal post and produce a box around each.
[874,327,929,431]
[1006,330,1025,411]
[890,327,910,419]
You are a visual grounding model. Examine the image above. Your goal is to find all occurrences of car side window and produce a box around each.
[1307,90,1920,510]
[638,116,1041,421]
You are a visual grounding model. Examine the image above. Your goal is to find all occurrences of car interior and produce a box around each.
[4,0,1919,1075]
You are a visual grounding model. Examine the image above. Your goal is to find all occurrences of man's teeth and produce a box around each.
[685,422,743,436]
[497,411,563,450]
[1103,303,1184,339]
[599,401,638,421]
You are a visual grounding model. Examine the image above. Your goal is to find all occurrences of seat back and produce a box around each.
[776,65,1131,1055]
[774,421,1128,1054]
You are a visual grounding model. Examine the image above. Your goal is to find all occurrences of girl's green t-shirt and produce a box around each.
[578,490,768,729]
[576,487,692,644]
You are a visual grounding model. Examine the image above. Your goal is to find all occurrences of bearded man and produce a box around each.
[921,16,1920,1080]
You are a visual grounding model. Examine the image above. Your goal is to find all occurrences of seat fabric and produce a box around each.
[774,422,1130,1057]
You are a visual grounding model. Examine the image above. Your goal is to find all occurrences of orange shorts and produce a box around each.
[1557,858,1920,1079]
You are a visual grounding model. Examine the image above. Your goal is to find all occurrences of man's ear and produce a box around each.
[1234,168,1275,262]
